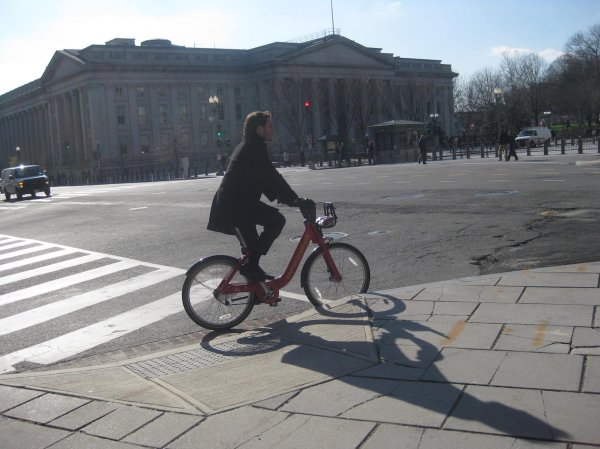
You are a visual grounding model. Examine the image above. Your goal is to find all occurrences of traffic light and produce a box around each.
[216,124,223,138]
[304,100,310,111]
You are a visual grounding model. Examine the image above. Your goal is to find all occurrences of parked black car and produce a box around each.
[1,165,51,201]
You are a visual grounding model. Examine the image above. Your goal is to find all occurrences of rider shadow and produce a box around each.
[200,294,569,441]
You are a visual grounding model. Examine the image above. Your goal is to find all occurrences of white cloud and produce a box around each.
[373,1,405,18]
[490,45,564,64]
[490,45,532,57]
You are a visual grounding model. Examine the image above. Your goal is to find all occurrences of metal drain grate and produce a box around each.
[127,337,284,378]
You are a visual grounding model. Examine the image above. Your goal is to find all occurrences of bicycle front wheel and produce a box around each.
[182,255,254,330]
[301,242,370,308]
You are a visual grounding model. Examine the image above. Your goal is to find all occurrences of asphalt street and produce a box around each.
[0,152,599,371]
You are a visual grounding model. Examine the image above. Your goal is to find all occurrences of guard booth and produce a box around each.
[317,134,342,167]
[368,120,425,164]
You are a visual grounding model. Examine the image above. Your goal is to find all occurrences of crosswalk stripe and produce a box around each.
[0,248,76,273]
[0,293,182,373]
[0,259,138,307]
[0,240,35,251]
[0,243,55,260]
[0,269,181,337]
[0,253,104,287]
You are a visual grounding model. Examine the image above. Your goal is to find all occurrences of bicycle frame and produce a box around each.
[216,219,342,303]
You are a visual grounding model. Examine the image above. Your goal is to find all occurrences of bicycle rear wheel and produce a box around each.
[301,242,370,308]
[182,255,254,330]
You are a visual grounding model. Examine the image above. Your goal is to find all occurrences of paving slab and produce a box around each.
[161,343,373,413]
[0,385,44,413]
[366,297,433,320]
[375,319,503,350]
[48,400,119,430]
[341,380,463,427]
[583,356,600,393]
[490,352,583,391]
[445,385,565,440]
[519,287,600,305]
[236,413,375,449]
[532,262,600,273]
[364,425,566,449]
[280,376,400,416]
[81,405,161,440]
[352,361,425,380]
[47,432,141,449]
[0,416,71,449]
[494,324,573,353]
[422,348,507,384]
[168,406,289,449]
[123,412,203,447]
[497,271,599,288]
[543,391,600,444]
[572,327,600,355]
[413,285,523,303]
[470,303,593,326]
[4,392,89,424]
[0,366,193,411]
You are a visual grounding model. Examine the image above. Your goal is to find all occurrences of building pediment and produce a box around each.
[278,38,396,69]
[41,51,86,85]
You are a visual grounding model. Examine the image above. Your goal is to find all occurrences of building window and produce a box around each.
[160,133,169,152]
[178,88,187,99]
[218,103,224,120]
[117,105,126,125]
[159,104,169,125]
[235,103,242,120]
[179,104,188,124]
[115,86,124,98]
[136,87,145,98]
[216,86,224,95]
[234,86,241,97]
[199,104,207,121]
[138,106,147,126]
[159,87,168,98]
[197,85,206,97]
[140,135,150,154]
[119,137,128,155]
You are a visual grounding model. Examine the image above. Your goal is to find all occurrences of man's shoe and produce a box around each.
[240,262,274,282]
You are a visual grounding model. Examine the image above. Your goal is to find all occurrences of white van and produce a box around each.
[515,127,552,148]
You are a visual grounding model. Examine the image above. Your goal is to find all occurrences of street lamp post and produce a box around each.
[209,95,221,175]
[493,87,503,157]
[15,146,21,164]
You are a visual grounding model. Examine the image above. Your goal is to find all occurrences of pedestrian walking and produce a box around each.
[498,128,509,161]
[418,134,427,164]
[506,130,519,161]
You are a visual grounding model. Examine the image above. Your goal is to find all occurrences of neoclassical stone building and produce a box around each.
[0,33,456,183]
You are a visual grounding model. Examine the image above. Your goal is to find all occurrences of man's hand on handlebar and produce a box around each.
[294,197,316,221]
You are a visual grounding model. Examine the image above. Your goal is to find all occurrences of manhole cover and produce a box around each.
[368,230,392,236]
[474,190,519,197]
[290,232,348,242]
[382,194,425,201]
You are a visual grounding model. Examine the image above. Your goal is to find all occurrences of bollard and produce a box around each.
[544,141,549,155]
[432,148,438,161]
[561,138,566,154]
[466,147,470,159]
[527,142,531,156]
[578,137,583,154]
[598,138,600,153]
[480,144,485,158]
[452,148,456,160]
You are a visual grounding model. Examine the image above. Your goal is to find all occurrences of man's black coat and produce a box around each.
[207,136,298,235]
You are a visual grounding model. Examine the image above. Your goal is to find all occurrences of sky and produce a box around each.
[0,0,599,95]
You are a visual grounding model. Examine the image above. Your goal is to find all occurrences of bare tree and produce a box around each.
[268,77,312,150]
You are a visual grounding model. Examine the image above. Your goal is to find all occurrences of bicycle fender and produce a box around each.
[185,255,236,275]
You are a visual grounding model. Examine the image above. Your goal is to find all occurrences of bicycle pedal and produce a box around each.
[269,298,282,307]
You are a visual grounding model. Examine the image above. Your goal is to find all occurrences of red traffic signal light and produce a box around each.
[304,100,310,109]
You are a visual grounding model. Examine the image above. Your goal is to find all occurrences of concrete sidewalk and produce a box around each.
[1,262,599,448]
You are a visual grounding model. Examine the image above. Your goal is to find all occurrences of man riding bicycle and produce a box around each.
[207,111,313,282]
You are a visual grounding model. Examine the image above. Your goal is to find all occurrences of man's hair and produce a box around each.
[243,111,271,142]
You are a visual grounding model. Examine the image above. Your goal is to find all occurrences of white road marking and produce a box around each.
[0,260,138,307]
[0,293,182,373]
[0,269,181,337]
[0,243,56,261]
[0,249,75,273]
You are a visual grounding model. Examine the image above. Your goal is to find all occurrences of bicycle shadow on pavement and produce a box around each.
[200,293,569,441]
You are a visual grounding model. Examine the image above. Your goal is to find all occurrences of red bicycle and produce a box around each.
[182,202,370,330]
